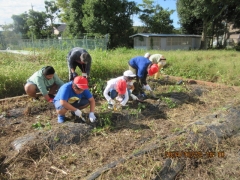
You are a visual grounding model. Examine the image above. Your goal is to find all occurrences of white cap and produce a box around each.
[144,52,150,58]
[123,70,136,77]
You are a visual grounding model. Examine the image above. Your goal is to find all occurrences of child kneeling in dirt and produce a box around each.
[24,66,64,102]
[53,76,96,123]
[103,76,131,109]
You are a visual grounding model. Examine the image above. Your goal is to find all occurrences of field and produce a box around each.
[0,49,240,179]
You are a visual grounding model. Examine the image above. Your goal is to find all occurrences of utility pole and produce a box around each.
[31,4,35,55]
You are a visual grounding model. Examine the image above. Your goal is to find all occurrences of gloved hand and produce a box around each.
[120,102,126,106]
[108,99,115,105]
[130,94,138,101]
[89,112,96,122]
[74,109,82,117]
[143,84,152,91]
[48,97,54,103]
[116,96,123,102]
[82,73,88,78]
[72,72,78,79]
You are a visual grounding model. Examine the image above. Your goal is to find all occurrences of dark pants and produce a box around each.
[67,61,87,81]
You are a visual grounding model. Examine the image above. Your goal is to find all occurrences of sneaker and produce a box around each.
[58,115,65,123]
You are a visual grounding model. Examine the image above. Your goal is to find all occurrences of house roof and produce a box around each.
[129,33,202,38]
[54,24,66,32]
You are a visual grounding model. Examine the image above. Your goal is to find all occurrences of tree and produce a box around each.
[0,24,21,49]
[12,13,29,39]
[27,10,49,39]
[177,0,240,49]
[138,0,174,33]
[57,0,86,37]
[82,0,137,48]
[45,0,61,37]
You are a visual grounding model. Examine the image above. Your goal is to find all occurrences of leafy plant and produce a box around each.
[32,121,43,130]
[161,97,177,108]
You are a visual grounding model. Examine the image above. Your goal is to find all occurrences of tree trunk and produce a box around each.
[200,19,208,49]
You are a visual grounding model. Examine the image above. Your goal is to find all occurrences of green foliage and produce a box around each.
[137,0,174,33]
[98,112,113,128]
[177,0,240,49]
[62,0,86,37]
[82,0,136,48]
[12,13,29,39]
[1,49,240,98]
[32,121,52,130]
[32,121,43,130]
[27,10,49,39]
[161,97,177,109]
[167,85,187,93]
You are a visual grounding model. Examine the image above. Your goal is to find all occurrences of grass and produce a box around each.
[0,48,240,99]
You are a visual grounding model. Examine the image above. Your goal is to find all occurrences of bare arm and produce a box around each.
[89,97,95,112]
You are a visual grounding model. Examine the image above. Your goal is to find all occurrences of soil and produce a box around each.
[0,77,240,180]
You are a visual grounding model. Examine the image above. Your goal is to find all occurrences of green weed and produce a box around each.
[32,121,43,130]
[161,97,177,108]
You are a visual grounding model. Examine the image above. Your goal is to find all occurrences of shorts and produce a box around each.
[25,81,53,91]
[53,97,89,110]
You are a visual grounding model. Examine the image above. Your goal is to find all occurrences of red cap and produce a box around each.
[148,64,159,76]
[116,79,127,95]
[73,76,89,89]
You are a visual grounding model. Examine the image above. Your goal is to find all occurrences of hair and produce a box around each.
[80,53,91,63]
[43,66,55,75]
[73,83,79,90]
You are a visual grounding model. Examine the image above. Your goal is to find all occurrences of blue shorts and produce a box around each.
[53,98,89,110]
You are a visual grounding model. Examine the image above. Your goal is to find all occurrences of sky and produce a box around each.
[0,0,179,29]
[133,0,179,28]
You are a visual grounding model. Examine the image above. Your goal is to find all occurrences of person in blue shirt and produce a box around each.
[128,56,159,98]
[53,76,96,123]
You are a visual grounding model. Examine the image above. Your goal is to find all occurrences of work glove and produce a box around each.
[143,84,152,91]
[89,112,96,122]
[130,94,138,101]
[108,99,115,105]
[74,109,82,117]
[116,96,123,102]
[72,72,78,79]
[120,101,126,106]
[82,73,88,78]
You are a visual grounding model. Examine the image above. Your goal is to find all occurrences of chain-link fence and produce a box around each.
[0,35,109,50]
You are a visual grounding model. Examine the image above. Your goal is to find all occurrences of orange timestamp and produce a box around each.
[164,151,225,159]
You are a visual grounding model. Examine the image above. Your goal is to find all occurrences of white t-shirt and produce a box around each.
[103,76,130,106]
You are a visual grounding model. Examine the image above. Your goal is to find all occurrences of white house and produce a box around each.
[129,33,202,50]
